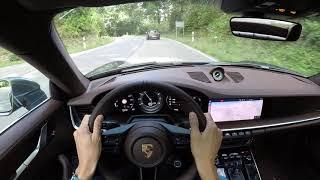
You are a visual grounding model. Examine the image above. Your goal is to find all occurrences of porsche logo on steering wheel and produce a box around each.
[141,143,154,159]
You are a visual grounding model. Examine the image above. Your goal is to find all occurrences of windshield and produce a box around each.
[54,1,320,77]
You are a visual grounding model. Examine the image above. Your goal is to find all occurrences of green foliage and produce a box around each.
[184,4,216,31]
[8,54,21,62]
[55,8,105,38]
[166,32,320,76]
[303,17,320,47]
[0,48,23,67]
[102,3,147,36]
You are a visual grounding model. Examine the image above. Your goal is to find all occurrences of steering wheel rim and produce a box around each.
[88,81,207,180]
[89,81,206,132]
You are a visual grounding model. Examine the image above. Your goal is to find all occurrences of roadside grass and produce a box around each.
[0,49,24,68]
[165,33,320,77]
[0,59,24,68]
[62,35,114,53]
[0,35,114,68]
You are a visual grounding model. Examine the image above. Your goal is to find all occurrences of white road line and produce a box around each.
[164,38,219,62]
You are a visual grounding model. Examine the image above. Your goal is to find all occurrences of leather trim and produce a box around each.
[0,99,62,180]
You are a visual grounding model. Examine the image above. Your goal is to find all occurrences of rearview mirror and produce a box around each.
[0,80,13,115]
[230,17,302,41]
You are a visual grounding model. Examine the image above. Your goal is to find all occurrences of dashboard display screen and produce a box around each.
[208,98,263,122]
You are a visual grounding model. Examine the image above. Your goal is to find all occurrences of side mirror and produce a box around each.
[0,80,13,116]
[230,17,302,41]
[0,78,47,116]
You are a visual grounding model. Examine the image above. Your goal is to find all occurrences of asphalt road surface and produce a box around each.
[0,36,216,132]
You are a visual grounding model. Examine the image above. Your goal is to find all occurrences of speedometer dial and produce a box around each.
[138,91,164,113]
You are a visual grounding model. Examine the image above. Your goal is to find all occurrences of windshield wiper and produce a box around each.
[88,61,210,79]
[120,62,210,73]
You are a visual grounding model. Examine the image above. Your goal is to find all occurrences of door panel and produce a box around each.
[18,103,75,180]
[0,99,63,180]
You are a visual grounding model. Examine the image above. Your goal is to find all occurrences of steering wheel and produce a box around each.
[88,81,207,180]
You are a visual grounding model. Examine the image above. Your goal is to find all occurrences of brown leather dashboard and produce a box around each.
[68,66,320,105]
[67,66,320,132]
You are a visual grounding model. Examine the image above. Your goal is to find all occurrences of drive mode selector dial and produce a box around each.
[138,91,164,113]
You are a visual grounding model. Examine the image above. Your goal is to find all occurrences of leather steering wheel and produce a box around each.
[88,81,207,180]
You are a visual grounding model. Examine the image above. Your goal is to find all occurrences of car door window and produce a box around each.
[0,48,49,133]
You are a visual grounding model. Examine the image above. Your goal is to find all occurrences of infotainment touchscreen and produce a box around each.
[208,98,263,122]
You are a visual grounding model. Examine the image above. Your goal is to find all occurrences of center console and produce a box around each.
[216,148,260,180]
[207,98,262,180]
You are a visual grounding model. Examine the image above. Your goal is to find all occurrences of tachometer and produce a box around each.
[138,91,164,113]
[114,94,135,112]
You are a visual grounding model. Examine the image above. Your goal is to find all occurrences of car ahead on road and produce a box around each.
[146,30,160,40]
[0,0,320,180]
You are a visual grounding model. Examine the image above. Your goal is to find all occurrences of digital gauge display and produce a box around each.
[167,96,202,112]
[114,94,135,112]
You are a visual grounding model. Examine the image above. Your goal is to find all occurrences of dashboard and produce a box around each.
[68,65,320,134]
[67,65,320,180]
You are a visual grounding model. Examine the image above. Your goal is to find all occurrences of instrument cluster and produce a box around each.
[112,91,205,114]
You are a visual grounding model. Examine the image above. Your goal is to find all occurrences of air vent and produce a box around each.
[74,105,94,120]
[187,72,211,83]
[226,72,244,83]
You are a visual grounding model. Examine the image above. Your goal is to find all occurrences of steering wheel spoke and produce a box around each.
[101,123,135,153]
[101,123,135,136]
[159,123,191,148]
[139,167,158,180]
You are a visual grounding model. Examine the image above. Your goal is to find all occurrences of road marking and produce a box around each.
[164,38,218,62]
[130,46,139,55]
[126,38,145,59]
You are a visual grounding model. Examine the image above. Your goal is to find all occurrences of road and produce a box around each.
[0,36,216,132]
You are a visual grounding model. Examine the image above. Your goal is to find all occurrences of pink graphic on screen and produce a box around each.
[209,99,263,122]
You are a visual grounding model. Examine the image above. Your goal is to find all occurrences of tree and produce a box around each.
[55,8,104,38]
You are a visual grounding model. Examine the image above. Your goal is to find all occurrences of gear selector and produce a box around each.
[215,148,260,180]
